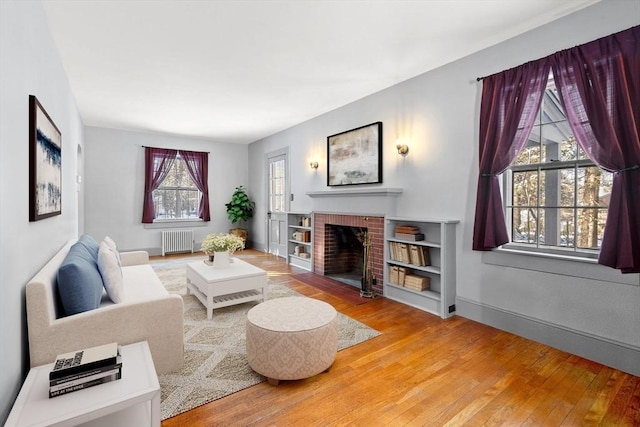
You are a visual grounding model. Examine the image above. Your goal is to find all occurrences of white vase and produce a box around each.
[213,251,230,269]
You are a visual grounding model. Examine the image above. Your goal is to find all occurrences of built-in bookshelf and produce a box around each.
[384,217,458,319]
[287,212,313,271]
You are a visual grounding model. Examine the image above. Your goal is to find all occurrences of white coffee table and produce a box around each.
[186,257,268,319]
[5,341,160,427]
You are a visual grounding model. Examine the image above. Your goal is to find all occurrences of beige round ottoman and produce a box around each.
[246,296,338,386]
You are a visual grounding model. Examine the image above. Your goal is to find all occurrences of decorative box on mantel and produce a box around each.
[306,188,402,217]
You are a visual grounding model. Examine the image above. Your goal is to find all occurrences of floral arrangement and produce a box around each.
[201,233,245,254]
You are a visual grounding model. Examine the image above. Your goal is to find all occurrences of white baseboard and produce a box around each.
[456,297,640,376]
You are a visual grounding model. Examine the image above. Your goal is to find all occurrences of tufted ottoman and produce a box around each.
[246,296,338,385]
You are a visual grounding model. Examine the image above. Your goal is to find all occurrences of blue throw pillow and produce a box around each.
[76,234,100,263]
[57,242,104,316]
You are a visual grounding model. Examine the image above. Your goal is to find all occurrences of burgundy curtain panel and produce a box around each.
[472,61,550,250]
[180,150,211,221]
[141,147,177,223]
[552,26,640,273]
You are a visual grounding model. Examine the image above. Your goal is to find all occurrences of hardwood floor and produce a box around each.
[159,250,639,426]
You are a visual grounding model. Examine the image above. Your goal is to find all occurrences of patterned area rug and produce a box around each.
[152,257,381,420]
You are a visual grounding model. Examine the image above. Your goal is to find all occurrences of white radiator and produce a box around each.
[161,229,194,256]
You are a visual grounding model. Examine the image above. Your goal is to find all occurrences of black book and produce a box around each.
[49,342,120,381]
[49,359,122,386]
[49,367,122,398]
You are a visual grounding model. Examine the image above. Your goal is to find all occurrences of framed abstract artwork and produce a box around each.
[29,95,62,221]
[327,121,382,186]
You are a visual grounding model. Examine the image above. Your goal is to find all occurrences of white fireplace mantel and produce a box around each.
[306,187,403,198]
[305,187,403,216]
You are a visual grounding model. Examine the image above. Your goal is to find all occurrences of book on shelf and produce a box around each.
[403,274,430,291]
[389,265,410,286]
[49,366,122,398]
[50,342,120,381]
[389,265,399,284]
[395,225,421,234]
[398,267,408,285]
[395,232,424,241]
[409,245,431,266]
[292,230,311,242]
[389,242,430,266]
[409,245,421,265]
[399,243,410,263]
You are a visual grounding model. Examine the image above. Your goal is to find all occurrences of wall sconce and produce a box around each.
[396,144,409,157]
[309,161,319,170]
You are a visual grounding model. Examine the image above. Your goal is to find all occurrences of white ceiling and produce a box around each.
[42,0,598,144]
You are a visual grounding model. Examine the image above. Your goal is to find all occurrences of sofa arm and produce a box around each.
[28,295,184,374]
[120,251,150,266]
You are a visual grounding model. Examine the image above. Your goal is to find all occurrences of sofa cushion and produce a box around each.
[67,234,100,265]
[98,241,124,303]
[122,265,169,301]
[103,235,121,266]
[57,241,104,316]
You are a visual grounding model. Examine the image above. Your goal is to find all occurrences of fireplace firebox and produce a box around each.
[313,213,384,295]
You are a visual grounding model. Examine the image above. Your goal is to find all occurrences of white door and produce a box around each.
[267,151,288,257]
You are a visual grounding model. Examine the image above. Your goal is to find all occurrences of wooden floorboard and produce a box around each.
[291,271,373,305]
[158,250,639,427]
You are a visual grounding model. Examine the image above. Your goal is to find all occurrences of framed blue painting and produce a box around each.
[29,95,62,221]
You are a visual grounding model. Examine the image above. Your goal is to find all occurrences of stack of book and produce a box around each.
[394,225,424,241]
[49,342,122,398]
[404,274,430,291]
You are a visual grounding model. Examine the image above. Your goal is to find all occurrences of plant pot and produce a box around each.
[229,228,248,246]
[213,251,230,269]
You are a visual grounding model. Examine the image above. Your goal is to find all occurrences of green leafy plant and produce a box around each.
[225,186,255,226]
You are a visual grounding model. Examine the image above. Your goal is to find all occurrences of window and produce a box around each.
[152,153,201,220]
[142,147,210,223]
[503,72,612,257]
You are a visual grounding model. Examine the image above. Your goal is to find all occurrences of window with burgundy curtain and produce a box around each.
[473,26,639,273]
[142,147,211,223]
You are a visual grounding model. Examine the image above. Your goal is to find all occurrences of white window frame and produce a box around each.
[500,72,612,262]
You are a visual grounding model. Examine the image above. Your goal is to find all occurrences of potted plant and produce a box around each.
[200,233,245,268]
[225,186,255,244]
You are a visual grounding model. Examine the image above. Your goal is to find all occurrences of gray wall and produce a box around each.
[84,127,250,253]
[248,0,640,375]
[0,1,84,422]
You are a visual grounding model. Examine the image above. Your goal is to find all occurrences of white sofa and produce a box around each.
[26,239,184,374]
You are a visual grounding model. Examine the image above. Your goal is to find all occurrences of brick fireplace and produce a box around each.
[313,213,384,295]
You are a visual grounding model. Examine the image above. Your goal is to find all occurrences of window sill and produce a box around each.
[482,247,639,286]
[143,219,207,229]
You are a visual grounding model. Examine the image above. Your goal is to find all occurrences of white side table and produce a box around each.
[5,341,160,427]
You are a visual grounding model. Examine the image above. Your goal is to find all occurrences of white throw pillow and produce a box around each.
[103,235,121,267]
[98,241,124,303]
